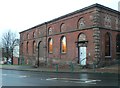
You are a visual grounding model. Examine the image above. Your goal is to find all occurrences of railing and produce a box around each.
[79,57,86,65]
[79,57,96,72]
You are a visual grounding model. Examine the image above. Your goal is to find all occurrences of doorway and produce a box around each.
[79,47,86,65]
[77,33,87,65]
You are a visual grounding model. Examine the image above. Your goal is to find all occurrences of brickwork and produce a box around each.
[19,4,120,67]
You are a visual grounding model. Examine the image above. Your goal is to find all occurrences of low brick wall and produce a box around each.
[13,57,18,65]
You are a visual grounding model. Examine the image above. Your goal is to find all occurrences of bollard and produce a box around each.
[56,64,58,72]
[70,62,74,72]
[93,62,95,72]
[21,56,24,65]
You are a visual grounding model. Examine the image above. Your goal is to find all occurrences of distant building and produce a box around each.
[0,48,5,64]
[20,4,120,67]
[0,48,3,62]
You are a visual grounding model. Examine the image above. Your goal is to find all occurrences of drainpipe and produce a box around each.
[37,46,39,67]
[45,22,48,65]
[37,41,41,67]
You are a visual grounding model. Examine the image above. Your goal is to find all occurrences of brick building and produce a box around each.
[0,48,3,62]
[20,4,120,67]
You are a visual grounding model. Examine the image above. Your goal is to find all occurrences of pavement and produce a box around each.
[0,64,119,74]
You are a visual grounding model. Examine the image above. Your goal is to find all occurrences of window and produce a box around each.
[27,33,30,39]
[48,38,53,53]
[61,36,67,53]
[105,33,111,56]
[115,18,118,30]
[48,27,52,35]
[20,43,23,55]
[33,41,36,53]
[78,33,87,41]
[116,34,120,52]
[39,30,41,36]
[78,18,85,29]
[26,42,29,54]
[21,43,23,54]
[60,23,66,32]
[33,32,35,38]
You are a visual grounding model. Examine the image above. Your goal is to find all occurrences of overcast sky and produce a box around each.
[0,0,119,39]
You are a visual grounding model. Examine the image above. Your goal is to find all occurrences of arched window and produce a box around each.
[77,33,87,47]
[60,23,66,32]
[48,38,53,53]
[116,34,120,53]
[78,33,87,41]
[48,27,52,35]
[21,43,23,54]
[105,33,111,56]
[33,32,35,38]
[33,41,36,54]
[115,18,118,30]
[27,33,30,39]
[39,30,41,36]
[78,18,85,29]
[26,42,29,54]
[60,36,67,53]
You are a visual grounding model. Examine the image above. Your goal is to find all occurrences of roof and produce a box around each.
[20,3,120,33]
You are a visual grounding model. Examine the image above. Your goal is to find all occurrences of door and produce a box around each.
[79,47,86,65]
[38,41,44,59]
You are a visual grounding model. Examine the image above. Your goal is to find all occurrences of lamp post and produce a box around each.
[6,47,9,62]
[10,48,13,65]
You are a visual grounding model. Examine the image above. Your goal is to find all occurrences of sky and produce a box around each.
[0,0,119,39]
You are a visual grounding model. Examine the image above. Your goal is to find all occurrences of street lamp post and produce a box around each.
[10,48,13,65]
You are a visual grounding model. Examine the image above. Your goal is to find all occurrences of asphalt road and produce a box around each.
[1,69,119,87]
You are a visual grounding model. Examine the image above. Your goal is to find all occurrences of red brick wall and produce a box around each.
[13,57,18,65]
[47,29,95,63]
[19,5,120,66]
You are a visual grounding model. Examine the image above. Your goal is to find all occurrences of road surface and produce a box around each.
[1,69,119,87]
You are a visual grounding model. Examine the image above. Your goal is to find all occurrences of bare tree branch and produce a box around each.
[1,30,19,64]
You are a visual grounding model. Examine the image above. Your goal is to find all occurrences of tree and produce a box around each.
[1,30,19,65]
